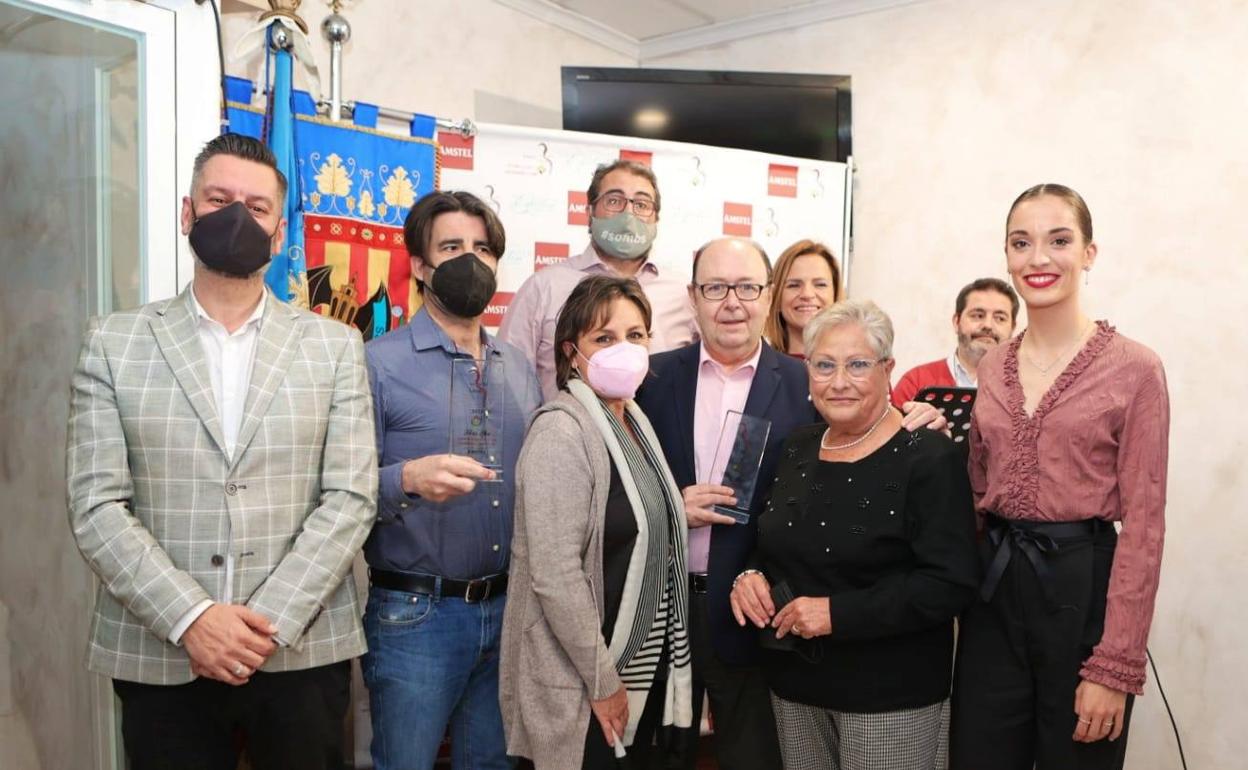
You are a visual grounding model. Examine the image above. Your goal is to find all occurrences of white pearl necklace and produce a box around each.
[820,405,892,452]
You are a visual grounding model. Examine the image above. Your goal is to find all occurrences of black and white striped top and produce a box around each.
[603,403,692,690]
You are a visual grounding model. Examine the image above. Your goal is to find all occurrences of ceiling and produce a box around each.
[550,0,804,41]
[222,1,929,61]
[496,0,929,60]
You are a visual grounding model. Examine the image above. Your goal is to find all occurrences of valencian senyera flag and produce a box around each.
[224,59,439,341]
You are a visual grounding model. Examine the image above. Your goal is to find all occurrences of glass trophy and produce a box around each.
[449,358,505,482]
[708,411,772,524]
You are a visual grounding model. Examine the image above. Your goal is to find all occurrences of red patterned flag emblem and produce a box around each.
[302,214,420,340]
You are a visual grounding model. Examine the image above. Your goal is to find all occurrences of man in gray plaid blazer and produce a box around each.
[66,134,377,770]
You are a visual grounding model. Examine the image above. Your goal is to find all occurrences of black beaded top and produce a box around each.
[754,423,980,712]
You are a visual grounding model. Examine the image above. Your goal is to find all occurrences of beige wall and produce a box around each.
[647,0,1246,766]
[220,0,635,127]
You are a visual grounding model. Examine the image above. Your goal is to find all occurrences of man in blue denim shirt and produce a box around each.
[362,190,541,770]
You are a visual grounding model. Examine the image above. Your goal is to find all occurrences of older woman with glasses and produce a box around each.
[729,299,980,770]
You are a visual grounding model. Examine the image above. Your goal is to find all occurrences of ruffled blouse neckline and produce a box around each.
[1004,320,1116,423]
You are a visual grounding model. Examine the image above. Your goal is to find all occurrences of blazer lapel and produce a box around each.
[742,343,782,421]
[151,288,228,456]
[231,299,302,468]
[673,344,700,484]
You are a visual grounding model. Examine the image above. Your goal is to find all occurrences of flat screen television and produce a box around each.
[561,67,851,162]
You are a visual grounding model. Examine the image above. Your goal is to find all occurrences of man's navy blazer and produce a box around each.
[635,341,818,665]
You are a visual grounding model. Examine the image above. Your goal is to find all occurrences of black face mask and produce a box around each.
[188,201,274,277]
[428,252,497,318]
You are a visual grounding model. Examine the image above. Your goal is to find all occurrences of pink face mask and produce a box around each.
[575,341,650,399]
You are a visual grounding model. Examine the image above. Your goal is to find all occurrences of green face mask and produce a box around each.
[590,212,657,260]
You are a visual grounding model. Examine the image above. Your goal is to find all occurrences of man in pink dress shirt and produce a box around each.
[498,159,698,399]
[637,238,812,769]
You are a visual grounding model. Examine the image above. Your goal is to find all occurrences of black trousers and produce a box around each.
[112,660,351,770]
[950,521,1133,770]
[666,587,782,770]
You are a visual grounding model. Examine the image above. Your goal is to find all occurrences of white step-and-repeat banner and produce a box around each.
[436,123,853,328]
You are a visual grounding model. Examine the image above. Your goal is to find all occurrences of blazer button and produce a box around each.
[226,483,238,495]
[211,554,225,567]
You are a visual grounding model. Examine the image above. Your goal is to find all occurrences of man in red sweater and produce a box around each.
[892,278,1018,407]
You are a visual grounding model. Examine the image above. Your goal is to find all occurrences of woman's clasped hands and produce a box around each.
[729,571,831,640]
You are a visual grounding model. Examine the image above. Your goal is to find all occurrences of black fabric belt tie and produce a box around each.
[980,515,1105,611]
[689,573,709,594]
[369,568,508,603]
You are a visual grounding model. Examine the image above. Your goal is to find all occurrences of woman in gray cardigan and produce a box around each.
[501,275,693,769]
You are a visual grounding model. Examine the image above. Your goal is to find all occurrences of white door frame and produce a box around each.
[2,1,220,766]
[6,0,220,302]
[162,0,227,292]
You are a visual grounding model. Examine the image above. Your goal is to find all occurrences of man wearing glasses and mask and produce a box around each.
[499,159,697,400]
[362,190,541,769]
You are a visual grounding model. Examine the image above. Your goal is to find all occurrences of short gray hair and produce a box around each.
[802,299,895,360]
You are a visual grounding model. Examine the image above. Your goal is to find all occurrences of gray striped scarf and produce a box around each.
[567,379,693,744]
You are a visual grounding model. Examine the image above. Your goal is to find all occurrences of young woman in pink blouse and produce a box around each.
[949,184,1169,770]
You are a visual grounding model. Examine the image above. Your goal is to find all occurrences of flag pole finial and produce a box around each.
[259,1,309,36]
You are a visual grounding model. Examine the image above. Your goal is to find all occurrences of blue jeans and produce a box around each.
[362,586,511,770]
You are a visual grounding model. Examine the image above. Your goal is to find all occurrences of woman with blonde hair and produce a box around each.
[762,240,842,358]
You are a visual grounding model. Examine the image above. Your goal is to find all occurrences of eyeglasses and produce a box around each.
[806,357,886,382]
[595,192,657,218]
[692,282,768,301]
